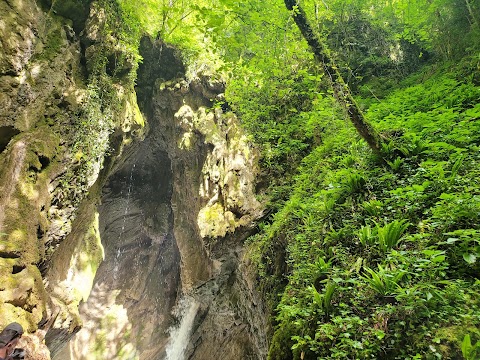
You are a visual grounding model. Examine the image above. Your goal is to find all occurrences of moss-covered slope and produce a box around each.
[250,59,480,359]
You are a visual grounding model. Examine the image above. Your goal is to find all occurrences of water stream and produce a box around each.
[164,296,199,360]
[113,163,136,281]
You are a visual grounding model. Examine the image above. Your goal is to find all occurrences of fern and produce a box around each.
[344,172,367,195]
[310,282,337,316]
[376,220,410,252]
[461,334,480,360]
[358,225,376,247]
[363,265,405,297]
[386,156,404,172]
[323,282,337,316]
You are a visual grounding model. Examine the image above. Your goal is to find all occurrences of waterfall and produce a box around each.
[113,163,135,281]
[120,163,136,236]
[164,296,199,360]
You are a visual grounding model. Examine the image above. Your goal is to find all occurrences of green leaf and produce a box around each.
[375,330,386,340]
[432,255,446,263]
[462,334,472,358]
[463,253,477,264]
[439,193,455,200]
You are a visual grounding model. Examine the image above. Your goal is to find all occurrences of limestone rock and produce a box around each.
[58,38,267,360]
[173,102,263,239]
[0,0,145,358]
[0,0,39,76]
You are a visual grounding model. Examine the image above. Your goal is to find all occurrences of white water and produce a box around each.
[165,297,199,360]
[113,163,135,281]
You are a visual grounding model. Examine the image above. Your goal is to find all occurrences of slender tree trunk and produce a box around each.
[284,0,382,153]
[465,0,479,28]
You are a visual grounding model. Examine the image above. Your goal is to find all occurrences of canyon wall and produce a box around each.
[0,1,267,359]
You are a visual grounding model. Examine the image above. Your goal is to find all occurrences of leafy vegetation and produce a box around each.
[247,60,480,358]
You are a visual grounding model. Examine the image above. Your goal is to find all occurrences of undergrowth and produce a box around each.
[247,60,480,359]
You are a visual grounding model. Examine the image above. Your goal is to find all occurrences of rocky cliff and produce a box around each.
[0,1,267,359]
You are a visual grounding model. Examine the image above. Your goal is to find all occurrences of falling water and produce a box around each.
[165,296,199,360]
[120,163,136,235]
[114,163,135,280]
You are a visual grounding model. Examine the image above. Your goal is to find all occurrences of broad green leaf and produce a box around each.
[463,253,477,264]
[462,334,472,358]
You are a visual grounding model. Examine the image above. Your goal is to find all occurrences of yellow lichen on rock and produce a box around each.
[173,89,263,240]
[198,203,236,238]
[0,261,48,332]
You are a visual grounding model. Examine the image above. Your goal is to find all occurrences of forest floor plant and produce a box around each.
[246,57,480,359]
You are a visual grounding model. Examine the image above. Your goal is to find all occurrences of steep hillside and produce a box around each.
[249,60,480,359]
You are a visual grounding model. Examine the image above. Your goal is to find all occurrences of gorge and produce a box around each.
[0,0,267,359]
[2,0,479,359]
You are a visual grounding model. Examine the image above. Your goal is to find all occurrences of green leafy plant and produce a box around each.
[343,172,367,195]
[443,229,480,265]
[363,264,405,297]
[310,281,337,316]
[449,154,465,184]
[380,140,397,159]
[314,257,332,274]
[461,334,480,360]
[386,156,404,172]
[362,199,383,217]
[407,136,429,156]
[358,225,376,247]
[376,220,409,252]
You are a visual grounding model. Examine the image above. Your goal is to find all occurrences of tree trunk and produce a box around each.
[284,0,382,153]
[465,0,479,28]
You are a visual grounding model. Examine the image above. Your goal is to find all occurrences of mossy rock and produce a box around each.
[0,261,48,332]
[198,203,236,238]
[433,325,480,359]
[36,20,68,62]
[50,0,91,33]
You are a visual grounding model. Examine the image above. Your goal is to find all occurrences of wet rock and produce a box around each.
[0,0,145,358]
[60,37,267,360]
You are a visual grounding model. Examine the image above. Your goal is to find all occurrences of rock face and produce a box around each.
[57,38,267,360]
[0,0,143,357]
[0,0,89,355]
[0,1,267,359]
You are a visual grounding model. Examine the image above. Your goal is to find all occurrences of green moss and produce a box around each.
[0,260,48,331]
[1,127,61,263]
[93,329,108,356]
[433,325,480,359]
[198,203,236,238]
[268,322,295,360]
[37,21,66,62]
